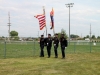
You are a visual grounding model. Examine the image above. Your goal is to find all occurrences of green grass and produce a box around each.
[0,41,100,75]
[0,53,100,75]
[0,41,100,58]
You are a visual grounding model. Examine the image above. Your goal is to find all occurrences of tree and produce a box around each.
[97,36,100,39]
[61,29,68,38]
[10,31,19,40]
[57,33,61,39]
[86,35,89,38]
[14,36,19,40]
[10,31,18,37]
[70,34,79,38]
[54,29,68,39]
[92,35,96,39]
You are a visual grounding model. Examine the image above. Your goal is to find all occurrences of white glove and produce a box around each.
[47,43,48,45]
[65,47,67,49]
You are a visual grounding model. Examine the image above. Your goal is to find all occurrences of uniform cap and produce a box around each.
[41,35,44,37]
[55,33,58,35]
[48,34,51,36]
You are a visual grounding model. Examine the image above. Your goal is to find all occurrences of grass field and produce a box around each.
[0,41,100,75]
[0,41,100,58]
[0,53,100,75]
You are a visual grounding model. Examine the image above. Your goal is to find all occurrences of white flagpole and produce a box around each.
[43,6,47,36]
[52,8,55,35]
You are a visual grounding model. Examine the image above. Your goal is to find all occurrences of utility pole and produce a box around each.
[65,3,74,45]
[7,12,11,41]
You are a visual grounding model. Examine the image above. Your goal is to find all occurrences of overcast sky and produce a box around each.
[0,0,100,37]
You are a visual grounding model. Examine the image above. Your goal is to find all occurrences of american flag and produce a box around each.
[35,15,46,30]
[50,8,54,29]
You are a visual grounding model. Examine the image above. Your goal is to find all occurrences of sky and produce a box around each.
[0,0,100,37]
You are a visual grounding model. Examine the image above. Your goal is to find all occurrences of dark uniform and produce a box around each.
[40,35,45,57]
[60,34,68,59]
[45,34,52,58]
[53,33,59,58]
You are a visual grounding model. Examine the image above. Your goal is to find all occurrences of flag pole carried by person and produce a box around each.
[43,6,47,36]
[50,8,55,35]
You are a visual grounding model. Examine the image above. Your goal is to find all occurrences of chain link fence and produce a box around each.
[0,40,100,59]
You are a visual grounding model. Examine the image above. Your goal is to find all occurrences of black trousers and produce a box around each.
[40,45,44,57]
[61,46,65,58]
[54,46,58,57]
[47,46,51,57]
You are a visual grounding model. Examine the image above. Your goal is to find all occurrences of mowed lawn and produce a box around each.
[0,41,100,75]
[0,53,100,75]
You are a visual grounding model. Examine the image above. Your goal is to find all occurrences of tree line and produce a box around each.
[0,29,100,41]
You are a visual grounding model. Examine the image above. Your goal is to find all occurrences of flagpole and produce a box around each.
[53,28,55,36]
[52,7,55,36]
[43,6,47,36]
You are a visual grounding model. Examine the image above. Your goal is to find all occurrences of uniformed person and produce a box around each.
[45,34,52,58]
[60,33,68,59]
[53,33,59,58]
[40,35,45,57]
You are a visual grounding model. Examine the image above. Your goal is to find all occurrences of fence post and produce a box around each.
[33,40,35,56]
[4,41,6,59]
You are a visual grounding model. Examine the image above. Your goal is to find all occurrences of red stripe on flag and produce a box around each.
[35,15,46,30]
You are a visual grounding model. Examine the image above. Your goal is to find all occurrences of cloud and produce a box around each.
[0,0,100,37]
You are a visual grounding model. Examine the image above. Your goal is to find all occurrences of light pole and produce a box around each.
[65,3,74,44]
